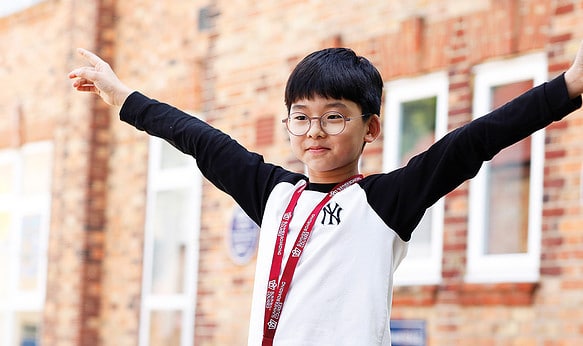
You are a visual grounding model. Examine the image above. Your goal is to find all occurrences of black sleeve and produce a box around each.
[119,92,303,225]
[362,73,582,241]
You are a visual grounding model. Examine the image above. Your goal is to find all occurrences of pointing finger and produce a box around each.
[77,48,104,67]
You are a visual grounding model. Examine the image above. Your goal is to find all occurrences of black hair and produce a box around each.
[284,48,383,117]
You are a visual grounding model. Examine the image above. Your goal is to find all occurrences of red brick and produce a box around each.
[3,0,583,345]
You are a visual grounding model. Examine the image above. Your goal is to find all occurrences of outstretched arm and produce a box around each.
[564,40,583,99]
[68,47,301,226]
[68,48,134,107]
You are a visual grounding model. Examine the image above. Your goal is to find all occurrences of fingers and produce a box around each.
[70,75,97,93]
[75,84,98,94]
[68,48,106,81]
[71,76,92,88]
[68,66,98,83]
[77,48,104,67]
[69,47,133,105]
[68,68,84,79]
[69,66,95,78]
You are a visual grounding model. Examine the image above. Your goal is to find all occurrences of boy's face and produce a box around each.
[287,96,380,183]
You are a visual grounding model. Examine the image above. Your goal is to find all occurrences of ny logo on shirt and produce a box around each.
[321,202,343,225]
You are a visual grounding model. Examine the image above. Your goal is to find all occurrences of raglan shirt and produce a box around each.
[119,74,581,346]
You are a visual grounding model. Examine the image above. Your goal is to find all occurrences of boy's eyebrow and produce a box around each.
[290,101,350,112]
[325,101,350,110]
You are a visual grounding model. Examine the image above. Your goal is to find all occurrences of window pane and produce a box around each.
[407,209,433,257]
[0,312,6,345]
[22,151,51,196]
[485,80,533,255]
[399,97,437,164]
[0,212,11,297]
[151,190,190,294]
[0,163,13,194]
[399,97,437,257]
[149,310,182,346]
[160,142,191,169]
[18,214,42,292]
[14,312,40,346]
[486,146,530,254]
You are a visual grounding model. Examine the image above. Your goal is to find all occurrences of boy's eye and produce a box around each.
[324,112,344,121]
[291,113,308,121]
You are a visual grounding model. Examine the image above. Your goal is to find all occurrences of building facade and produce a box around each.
[1,0,583,345]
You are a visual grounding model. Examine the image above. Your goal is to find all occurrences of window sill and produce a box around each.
[392,282,539,307]
[460,282,539,306]
[393,285,439,307]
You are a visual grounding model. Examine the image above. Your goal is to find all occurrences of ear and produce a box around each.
[364,115,381,143]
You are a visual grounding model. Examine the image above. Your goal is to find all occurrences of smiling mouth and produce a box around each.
[307,146,328,153]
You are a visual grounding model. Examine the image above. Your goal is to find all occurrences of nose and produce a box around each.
[306,117,326,138]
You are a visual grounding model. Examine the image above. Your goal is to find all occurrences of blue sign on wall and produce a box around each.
[227,206,260,265]
[390,319,426,346]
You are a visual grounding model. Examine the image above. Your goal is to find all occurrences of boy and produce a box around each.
[69,42,583,345]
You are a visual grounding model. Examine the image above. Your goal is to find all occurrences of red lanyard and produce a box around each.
[262,174,363,345]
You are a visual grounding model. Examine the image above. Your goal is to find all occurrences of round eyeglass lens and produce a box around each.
[321,112,346,135]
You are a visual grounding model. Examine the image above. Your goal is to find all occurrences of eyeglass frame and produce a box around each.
[281,111,372,136]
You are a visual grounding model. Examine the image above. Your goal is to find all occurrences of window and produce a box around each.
[0,0,43,16]
[384,72,448,285]
[466,53,547,283]
[0,142,52,346]
[139,137,202,346]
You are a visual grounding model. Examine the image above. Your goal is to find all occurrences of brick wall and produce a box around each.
[187,0,583,344]
[1,0,583,345]
[101,1,211,345]
[0,1,98,345]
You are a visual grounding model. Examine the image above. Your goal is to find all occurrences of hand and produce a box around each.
[68,48,133,106]
[564,40,583,99]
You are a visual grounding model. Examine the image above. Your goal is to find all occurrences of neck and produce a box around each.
[307,169,361,184]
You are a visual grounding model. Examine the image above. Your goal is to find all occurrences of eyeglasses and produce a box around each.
[282,111,369,136]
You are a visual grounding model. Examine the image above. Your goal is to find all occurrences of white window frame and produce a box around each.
[139,137,202,346]
[0,141,52,346]
[466,52,547,283]
[383,72,448,286]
